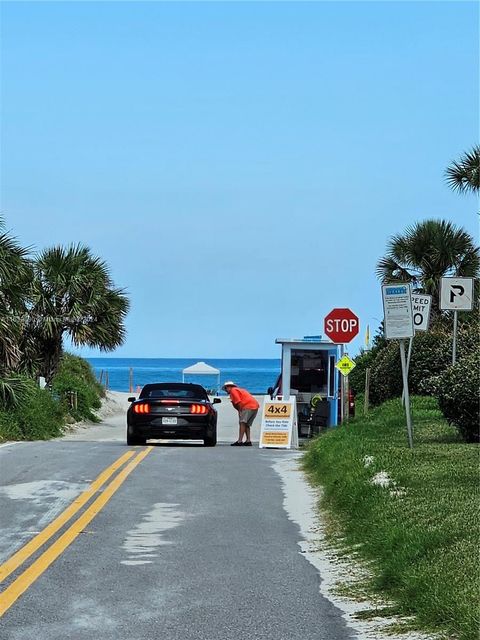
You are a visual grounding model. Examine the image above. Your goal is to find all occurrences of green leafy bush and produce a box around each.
[12,384,65,439]
[0,376,33,409]
[51,353,104,422]
[348,349,377,394]
[0,377,65,440]
[368,321,478,406]
[436,350,480,442]
[369,342,403,405]
[0,410,23,440]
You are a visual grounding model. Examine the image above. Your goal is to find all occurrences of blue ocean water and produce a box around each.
[87,358,281,395]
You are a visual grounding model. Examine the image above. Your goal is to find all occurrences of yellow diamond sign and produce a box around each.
[335,355,356,377]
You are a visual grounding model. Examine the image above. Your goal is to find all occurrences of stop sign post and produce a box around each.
[324,308,360,344]
[324,309,360,426]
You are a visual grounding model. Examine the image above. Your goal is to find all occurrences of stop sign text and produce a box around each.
[324,308,360,343]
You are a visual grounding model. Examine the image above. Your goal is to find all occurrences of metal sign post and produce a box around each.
[402,336,413,408]
[440,277,474,364]
[452,310,458,365]
[324,308,359,425]
[335,354,356,423]
[399,340,414,449]
[382,283,415,448]
[340,343,345,424]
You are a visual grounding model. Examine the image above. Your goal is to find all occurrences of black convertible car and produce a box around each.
[126,383,221,446]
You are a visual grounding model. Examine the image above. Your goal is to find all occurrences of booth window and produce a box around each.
[290,350,328,394]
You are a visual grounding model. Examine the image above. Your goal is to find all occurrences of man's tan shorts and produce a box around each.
[239,409,258,427]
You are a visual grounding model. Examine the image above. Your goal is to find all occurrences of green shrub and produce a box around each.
[0,410,23,440]
[369,342,402,405]
[368,321,478,406]
[436,350,480,442]
[348,349,377,394]
[0,377,65,440]
[11,384,65,439]
[51,353,103,422]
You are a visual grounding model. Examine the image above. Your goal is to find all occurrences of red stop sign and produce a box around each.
[324,308,360,343]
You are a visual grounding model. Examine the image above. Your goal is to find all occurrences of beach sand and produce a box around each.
[61,391,264,443]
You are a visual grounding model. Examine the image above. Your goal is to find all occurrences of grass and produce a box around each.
[303,396,480,640]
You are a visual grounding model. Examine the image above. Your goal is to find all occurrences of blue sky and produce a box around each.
[1,1,478,358]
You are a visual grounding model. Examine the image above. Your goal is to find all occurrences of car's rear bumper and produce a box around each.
[130,420,215,440]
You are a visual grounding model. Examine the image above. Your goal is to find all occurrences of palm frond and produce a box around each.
[445,145,480,194]
[0,377,32,409]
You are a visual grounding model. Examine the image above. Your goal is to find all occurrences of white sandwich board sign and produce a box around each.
[259,396,297,449]
[382,284,414,340]
[440,277,474,311]
[411,294,432,332]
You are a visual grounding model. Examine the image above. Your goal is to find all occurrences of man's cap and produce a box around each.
[222,380,237,390]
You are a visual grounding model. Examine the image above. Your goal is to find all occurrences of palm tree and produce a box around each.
[28,244,130,383]
[376,219,479,317]
[445,146,480,195]
[0,216,32,406]
[0,216,31,372]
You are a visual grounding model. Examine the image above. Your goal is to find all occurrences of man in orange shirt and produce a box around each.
[223,381,259,446]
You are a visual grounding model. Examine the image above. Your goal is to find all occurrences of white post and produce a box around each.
[340,344,345,423]
[399,340,414,449]
[282,345,291,401]
[452,310,458,365]
[401,336,413,406]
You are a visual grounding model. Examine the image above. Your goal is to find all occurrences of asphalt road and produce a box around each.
[0,402,355,640]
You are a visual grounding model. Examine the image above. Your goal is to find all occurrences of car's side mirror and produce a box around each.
[128,397,136,402]
[213,398,222,404]
[267,387,274,396]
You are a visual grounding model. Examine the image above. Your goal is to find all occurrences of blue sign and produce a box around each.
[385,286,408,295]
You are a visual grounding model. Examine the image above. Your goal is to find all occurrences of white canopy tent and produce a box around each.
[182,361,221,395]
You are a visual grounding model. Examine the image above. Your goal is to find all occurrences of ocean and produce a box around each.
[87,358,281,395]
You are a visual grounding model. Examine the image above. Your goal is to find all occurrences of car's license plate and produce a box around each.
[162,417,177,425]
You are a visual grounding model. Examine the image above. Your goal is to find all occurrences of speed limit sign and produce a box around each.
[411,294,432,332]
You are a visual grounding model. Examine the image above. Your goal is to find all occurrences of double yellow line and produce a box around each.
[0,446,153,617]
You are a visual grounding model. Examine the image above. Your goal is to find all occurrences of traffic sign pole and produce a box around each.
[344,374,350,423]
[399,339,414,449]
[324,308,359,426]
[340,344,345,424]
[402,336,413,407]
[452,310,458,365]
[382,284,415,447]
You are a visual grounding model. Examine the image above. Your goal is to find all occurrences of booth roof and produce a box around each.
[182,361,220,375]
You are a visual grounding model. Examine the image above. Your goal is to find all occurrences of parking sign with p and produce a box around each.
[440,277,474,311]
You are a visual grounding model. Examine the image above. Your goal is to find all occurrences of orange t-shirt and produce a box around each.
[229,387,259,410]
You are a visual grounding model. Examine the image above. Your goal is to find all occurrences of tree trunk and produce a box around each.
[41,334,63,385]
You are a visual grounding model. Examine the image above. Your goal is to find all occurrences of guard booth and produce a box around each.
[273,337,341,436]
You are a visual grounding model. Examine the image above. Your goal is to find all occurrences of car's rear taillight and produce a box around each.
[133,403,150,414]
[190,404,208,415]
